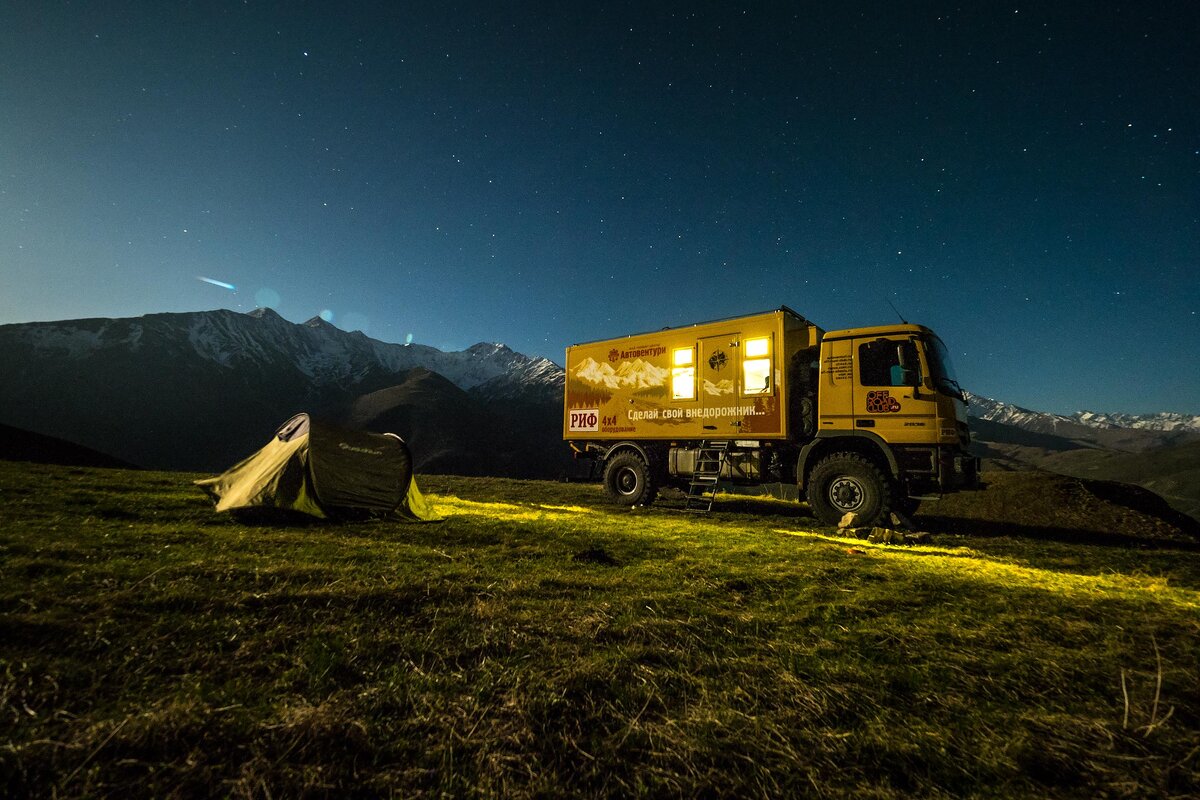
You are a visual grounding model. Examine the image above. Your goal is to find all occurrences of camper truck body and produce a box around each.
[564,307,979,526]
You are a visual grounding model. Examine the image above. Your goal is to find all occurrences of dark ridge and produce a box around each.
[0,422,139,469]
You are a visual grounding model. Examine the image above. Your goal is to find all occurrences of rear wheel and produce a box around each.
[602,452,657,507]
[806,452,891,527]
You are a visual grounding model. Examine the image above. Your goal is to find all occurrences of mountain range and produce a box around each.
[965,392,1200,438]
[1,309,1196,519]
[0,309,565,476]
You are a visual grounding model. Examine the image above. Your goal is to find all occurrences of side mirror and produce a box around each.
[896,342,922,395]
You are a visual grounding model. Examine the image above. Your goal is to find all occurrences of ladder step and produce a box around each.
[679,439,730,514]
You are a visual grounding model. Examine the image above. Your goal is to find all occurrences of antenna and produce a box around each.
[886,297,908,324]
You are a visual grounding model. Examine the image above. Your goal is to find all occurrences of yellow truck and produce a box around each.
[563,307,979,526]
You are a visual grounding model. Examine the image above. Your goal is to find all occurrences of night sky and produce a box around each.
[2,2,1197,415]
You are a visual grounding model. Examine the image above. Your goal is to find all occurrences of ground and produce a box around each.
[1,462,1198,798]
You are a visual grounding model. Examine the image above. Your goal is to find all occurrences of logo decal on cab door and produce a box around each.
[866,390,902,413]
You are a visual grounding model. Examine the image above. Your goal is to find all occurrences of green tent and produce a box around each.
[196,413,439,521]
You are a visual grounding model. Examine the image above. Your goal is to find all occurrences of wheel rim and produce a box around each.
[615,467,639,495]
[828,476,865,511]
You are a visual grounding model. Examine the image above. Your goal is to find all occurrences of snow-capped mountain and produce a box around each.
[1072,410,1200,433]
[0,309,566,472]
[965,392,1200,436]
[964,392,1078,434]
[11,307,562,397]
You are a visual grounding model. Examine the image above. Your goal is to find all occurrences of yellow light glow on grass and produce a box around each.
[428,496,595,523]
[536,504,595,514]
[771,528,1198,610]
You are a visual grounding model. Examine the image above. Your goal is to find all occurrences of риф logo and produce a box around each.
[339,442,384,456]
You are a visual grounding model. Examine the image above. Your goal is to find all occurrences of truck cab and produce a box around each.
[798,324,978,524]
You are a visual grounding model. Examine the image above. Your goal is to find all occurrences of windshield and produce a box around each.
[921,334,964,399]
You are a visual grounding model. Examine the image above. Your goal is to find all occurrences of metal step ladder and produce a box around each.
[683,441,730,513]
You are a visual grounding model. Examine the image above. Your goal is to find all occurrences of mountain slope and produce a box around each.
[1034,440,1200,523]
[344,369,494,475]
[342,368,573,479]
[965,395,1200,522]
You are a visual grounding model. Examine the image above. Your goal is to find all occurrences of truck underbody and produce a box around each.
[571,434,979,526]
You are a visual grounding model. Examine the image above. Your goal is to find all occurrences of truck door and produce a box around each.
[854,337,938,444]
[819,337,855,431]
[698,333,740,434]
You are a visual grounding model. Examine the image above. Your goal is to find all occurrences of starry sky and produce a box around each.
[2,2,1197,415]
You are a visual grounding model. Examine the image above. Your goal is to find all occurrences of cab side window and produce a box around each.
[859,339,918,387]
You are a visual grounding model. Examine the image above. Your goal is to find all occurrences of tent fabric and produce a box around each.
[196,413,439,521]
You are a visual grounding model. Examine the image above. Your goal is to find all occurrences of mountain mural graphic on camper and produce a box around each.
[704,378,735,396]
[572,357,667,390]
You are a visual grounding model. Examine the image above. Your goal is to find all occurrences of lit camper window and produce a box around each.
[742,336,772,395]
[671,347,696,400]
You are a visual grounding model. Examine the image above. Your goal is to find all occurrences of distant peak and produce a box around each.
[304,316,338,330]
[466,341,509,355]
[246,307,281,320]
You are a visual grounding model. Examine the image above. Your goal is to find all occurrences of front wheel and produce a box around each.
[602,452,657,507]
[806,452,891,527]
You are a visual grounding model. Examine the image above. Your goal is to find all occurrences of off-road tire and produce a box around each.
[807,452,892,527]
[602,452,658,507]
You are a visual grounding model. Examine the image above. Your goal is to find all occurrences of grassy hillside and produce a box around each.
[971,420,1200,524]
[964,417,1200,527]
[1038,441,1200,524]
[2,461,1198,798]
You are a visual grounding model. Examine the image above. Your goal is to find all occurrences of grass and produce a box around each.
[1,461,1198,798]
